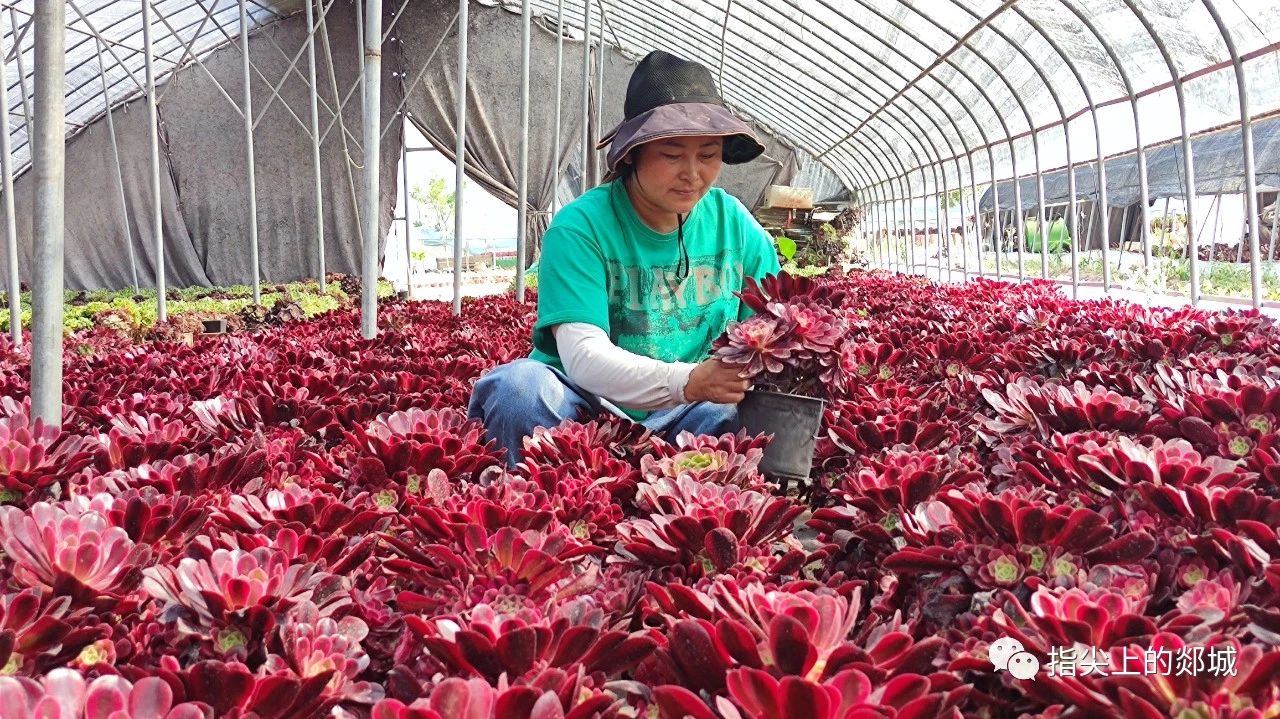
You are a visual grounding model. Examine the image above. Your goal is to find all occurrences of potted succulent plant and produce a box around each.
[712,272,848,482]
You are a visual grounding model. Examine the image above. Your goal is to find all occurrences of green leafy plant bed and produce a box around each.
[0,274,394,339]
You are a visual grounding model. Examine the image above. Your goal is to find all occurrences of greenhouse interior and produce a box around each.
[3,0,1280,717]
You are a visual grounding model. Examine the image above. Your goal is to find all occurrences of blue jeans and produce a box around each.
[468,358,738,467]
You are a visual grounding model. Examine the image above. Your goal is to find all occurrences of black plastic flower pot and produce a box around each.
[201,318,227,334]
[736,389,825,483]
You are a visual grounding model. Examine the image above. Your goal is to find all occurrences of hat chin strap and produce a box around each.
[676,213,689,282]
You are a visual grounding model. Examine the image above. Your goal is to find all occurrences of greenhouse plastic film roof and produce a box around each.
[2,0,294,172]
[5,0,1280,200]
[521,0,1280,199]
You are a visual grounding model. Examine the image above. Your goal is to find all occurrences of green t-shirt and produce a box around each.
[530,179,781,419]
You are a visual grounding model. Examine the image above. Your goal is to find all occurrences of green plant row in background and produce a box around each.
[975,252,1280,301]
[0,276,397,335]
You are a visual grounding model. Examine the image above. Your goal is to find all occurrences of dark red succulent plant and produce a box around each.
[3,267,1280,719]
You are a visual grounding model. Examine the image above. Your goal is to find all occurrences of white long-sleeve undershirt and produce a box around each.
[553,322,696,411]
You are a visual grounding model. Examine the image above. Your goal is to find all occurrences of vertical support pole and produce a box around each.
[143,0,165,321]
[1097,159,1112,291]
[874,200,885,271]
[402,127,412,293]
[906,185,916,272]
[870,199,880,267]
[1235,214,1247,267]
[938,171,950,283]
[580,0,592,191]
[94,39,138,292]
[901,189,910,274]
[902,186,911,275]
[886,197,896,273]
[1116,205,1130,279]
[973,176,984,279]
[990,157,1001,281]
[515,0,531,302]
[239,0,261,307]
[1163,196,1174,262]
[889,193,899,273]
[877,198,885,272]
[1204,193,1222,286]
[551,0,565,211]
[1175,69,1198,306]
[594,0,605,186]
[9,7,33,133]
[1,20,21,345]
[1013,174,1025,282]
[1208,196,1223,286]
[30,1,65,426]
[1083,197,1097,265]
[965,160,978,281]
[307,0,327,292]
[1034,141,1049,280]
[1206,1,1260,304]
[362,0,383,335]
[452,0,469,317]
[1267,193,1278,270]
[1067,144,1079,299]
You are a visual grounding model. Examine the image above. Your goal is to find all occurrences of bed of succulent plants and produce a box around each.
[1,269,1278,718]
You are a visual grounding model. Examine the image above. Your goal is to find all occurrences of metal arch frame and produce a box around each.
[842,0,1025,282]
[1056,0,1154,281]
[950,1,1067,283]
[7,7,32,136]
[14,0,360,175]
[9,0,260,165]
[1118,0,1200,304]
[249,0,347,129]
[1201,0,1263,307]
[842,1,1131,290]
[378,11,459,143]
[696,3,956,279]
[94,36,140,293]
[2,7,30,63]
[1010,5,1110,295]
[8,0,1276,319]
[867,0,1048,285]
[752,0,969,169]
[543,0,939,194]
[0,14,18,346]
[816,0,1025,282]
[712,0,978,208]
[817,0,1021,160]
[733,0,981,283]
[8,4,168,164]
[544,0,900,188]
[873,188,888,272]
[793,0,1006,281]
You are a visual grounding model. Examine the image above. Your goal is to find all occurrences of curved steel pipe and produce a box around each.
[1201,0,1262,307]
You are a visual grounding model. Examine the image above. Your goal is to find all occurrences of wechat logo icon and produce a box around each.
[990,637,1040,680]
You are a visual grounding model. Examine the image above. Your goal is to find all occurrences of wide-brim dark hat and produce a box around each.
[597,50,765,182]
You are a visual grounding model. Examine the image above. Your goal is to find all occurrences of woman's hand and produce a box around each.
[684,358,751,404]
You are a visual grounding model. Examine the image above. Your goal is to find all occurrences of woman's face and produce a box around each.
[626,136,724,216]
